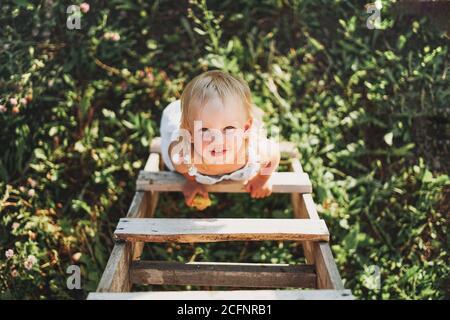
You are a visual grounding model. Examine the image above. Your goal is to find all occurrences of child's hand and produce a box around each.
[244,174,273,199]
[182,179,210,209]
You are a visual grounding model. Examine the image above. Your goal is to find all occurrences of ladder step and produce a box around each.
[87,289,354,300]
[131,261,316,288]
[114,218,330,243]
[136,171,312,193]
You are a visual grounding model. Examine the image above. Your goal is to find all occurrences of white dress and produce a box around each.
[160,100,183,172]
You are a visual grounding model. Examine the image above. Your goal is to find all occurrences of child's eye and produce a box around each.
[201,128,209,132]
[223,126,236,132]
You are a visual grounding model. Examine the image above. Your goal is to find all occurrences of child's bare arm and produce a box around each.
[244,138,281,198]
[258,138,281,176]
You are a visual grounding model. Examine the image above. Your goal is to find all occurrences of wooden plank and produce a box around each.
[136,171,312,194]
[133,152,161,260]
[290,159,344,290]
[313,242,345,290]
[88,289,354,300]
[279,141,300,158]
[150,136,161,154]
[96,139,162,291]
[291,158,318,265]
[144,153,161,216]
[114,218,329,243]
[96,187,149,291]
[130,261,316,288]
[126,191,148,219]
[129,192,149,260]
[144,153,160,171]
[95,242,132,292]
[292,193,316,264]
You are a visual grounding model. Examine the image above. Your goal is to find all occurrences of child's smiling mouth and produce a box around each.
[210,149,227,157]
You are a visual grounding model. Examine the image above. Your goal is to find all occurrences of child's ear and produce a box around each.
[244,118,253,132]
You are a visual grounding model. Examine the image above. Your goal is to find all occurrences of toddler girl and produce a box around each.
[160,70,280,208]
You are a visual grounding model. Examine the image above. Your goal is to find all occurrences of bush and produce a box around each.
[0,0,448,299]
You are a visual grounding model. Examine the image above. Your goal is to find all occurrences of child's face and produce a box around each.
[191,95,251,165]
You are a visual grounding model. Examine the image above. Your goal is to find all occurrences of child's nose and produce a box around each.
[209,132,224,143]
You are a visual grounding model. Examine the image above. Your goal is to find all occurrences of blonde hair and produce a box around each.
[180,70,259,131]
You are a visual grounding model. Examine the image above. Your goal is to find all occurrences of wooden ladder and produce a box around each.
[88,138,353,300]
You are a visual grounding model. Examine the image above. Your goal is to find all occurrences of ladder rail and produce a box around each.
[290,158,344,290]
[95,152,161,292]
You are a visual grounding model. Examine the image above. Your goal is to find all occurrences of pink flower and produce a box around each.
[11,269,19,278]
[24,255,37,270]
[20,98,27,105]
[27,177,37,188]
[28,231,37,240]
[80,2,90,13]
[72,252,82,262]
[5,249,14,259]
[12,222,20,231]
[28,189,35,197]
[12,106,20,114]
[24,260,33,270]
[103,32,120,41]
[9,98,17,106]
[0,105,6,113]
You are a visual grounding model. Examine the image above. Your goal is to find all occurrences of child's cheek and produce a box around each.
[201,140,211,151]
[226,134,241,151]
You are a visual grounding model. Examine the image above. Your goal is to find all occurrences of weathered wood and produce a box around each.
[291,159,317,265]
[130,261,316,288]
[136,171,312,193]
[133,152,161,260]
[94,137,350,297]
[129,193,149,260]
[114,218,330,243]
[150,136,162,154]
[126,191,148,219]
[95,242,132,292]
[290,158,344,290]
[144,153,160,171]
[313,242,345,290]
[279,141,300,158]
[291,193,316,264]
[96,173,150,291]
[87,289,354,300]
[144,153,161,216]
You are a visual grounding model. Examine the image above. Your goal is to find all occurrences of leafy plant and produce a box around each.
[0,0,448,299]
